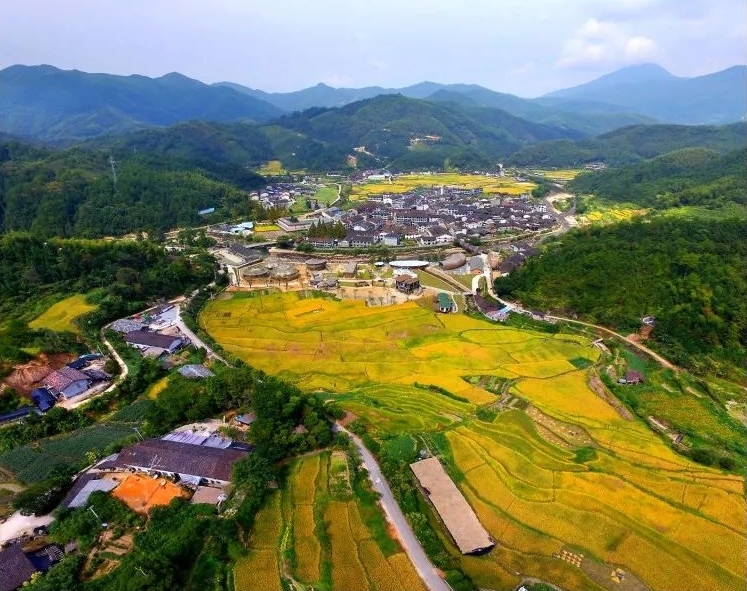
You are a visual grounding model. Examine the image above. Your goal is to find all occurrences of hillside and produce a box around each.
[542,64,747,124]
[0,138,265,237]
[495,216,747,376]
[568,147,746,208]
[508,122,746,167]
[0,65,283,142]
[272,94,581,169]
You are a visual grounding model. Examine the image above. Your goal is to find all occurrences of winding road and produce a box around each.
[335,424,451,591]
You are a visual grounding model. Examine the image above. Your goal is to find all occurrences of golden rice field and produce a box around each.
[240,451,426,591]
[29,294,96,333]
[234,491,283,591]
[349,172,536,200]
[208,291,746,591]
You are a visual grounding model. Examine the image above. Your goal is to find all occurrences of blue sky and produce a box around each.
[0,0,744,96]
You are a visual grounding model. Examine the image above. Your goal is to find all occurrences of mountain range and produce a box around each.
[1,63,744,144]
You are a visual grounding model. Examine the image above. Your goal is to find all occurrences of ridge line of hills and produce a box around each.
[1,63,745,143]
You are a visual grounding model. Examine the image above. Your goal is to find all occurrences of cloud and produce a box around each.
[558,17,657,68]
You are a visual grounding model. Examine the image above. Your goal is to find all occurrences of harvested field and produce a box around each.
[111,474,187,513]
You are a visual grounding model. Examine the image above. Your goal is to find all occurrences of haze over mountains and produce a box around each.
[1,63,744,145]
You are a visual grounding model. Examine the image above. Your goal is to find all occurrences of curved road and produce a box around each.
[335,424,451,591]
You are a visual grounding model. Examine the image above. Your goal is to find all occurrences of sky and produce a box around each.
[0,0,744,97]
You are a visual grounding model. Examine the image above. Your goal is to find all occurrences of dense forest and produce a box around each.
[568,147,746,208]
[0,138,266,237]
[508,122,746,167]
[495,216,747,376]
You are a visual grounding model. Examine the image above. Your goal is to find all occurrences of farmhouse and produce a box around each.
[437,293,455,313]
[30,387,55,412]
[410,457,495,555]
[124,330,184,356]
[110,438,249,486]
[44,366,91,399]
[395,274,421,294]
[620,370,645,385]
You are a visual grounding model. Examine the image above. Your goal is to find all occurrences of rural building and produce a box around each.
[30,387,55,412]
[110,438,249,486]
[305,258,327,271]
[177,364,215,379]
[0,544,39,591]
[44,366,91,399]
[124,330,183,356]
[395,274,421,294]
[620,371,645,385]
[437,293,455,313]
[0,406,36,425]
[342,262,358,277]
[410,457,495,555]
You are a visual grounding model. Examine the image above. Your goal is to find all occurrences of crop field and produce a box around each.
[234,491,283,591]
[235,451,425,590]
[349,173,536,200]
[207,291,746,591]
[0,424,135,483]
[28,293,96,333]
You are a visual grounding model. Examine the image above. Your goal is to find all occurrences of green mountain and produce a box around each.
[0,65,284,142]
[0,137,266,238]
[271,94,582,169]
[426,87,655,136]
[542,64,747,124]
[508,122,746,167]
[568,147,746,208]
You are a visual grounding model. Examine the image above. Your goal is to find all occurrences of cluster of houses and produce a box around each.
[304,190,556,249]
[109,304,187,359]
[0,354,111,425]
[249,182,321,211]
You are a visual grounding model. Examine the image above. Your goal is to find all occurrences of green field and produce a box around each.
[234,451,425,591]
[204,291,746,591]
[350,173,536,201]
[28,294,96,333]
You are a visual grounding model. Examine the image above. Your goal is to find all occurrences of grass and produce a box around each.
[205,291,747,591]
[28,294,96,333]
[349,173,536,201]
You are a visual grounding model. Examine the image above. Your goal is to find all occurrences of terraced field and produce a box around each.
[205,291,746,591]
[235,451,425,591]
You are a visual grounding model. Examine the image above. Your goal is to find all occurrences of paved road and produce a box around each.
[335,424,451,591]
[173,304,229,366]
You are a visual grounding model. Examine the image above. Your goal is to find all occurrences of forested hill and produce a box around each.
[495,216,746,377]
[568,147,746,208]
[507,122,746,167]
[0,138,266,238]
[272,94,582,169]
[0,65,283,142]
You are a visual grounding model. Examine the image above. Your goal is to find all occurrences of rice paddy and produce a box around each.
[349,172,536,200]
[206,291,746,591]
[28,293,96,333]
[234,451,425,590]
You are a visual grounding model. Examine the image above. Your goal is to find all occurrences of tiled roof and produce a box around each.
[44,366,90,391]
[114,439,248,482]
[0,544,38,591]
[124,330,182,350]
